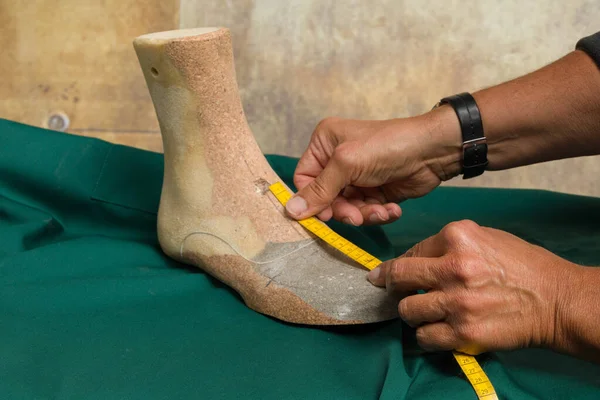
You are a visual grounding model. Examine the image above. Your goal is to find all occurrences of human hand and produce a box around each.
[285,107,462,225]
[367,220,581,355]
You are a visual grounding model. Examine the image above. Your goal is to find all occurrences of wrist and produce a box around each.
[419,105,463,181]
[551,265,600,361]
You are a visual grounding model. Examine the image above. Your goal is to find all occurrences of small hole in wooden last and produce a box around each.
[150,67,159,77]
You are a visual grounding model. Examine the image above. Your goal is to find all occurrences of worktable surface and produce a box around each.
[1,118,599,399]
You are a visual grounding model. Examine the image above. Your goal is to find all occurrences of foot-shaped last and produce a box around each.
[133,28,400,325]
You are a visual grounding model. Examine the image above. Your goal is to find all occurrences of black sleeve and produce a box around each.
[576,31,600,68]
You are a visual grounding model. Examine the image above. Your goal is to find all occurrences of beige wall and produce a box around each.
[1,1,598,195]
[181,0,600,196]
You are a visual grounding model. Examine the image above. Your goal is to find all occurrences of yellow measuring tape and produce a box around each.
[269,182,382,270]
[453,353,498,399]
[269,182,499,400]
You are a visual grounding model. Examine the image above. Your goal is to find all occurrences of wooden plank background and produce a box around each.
[0,0,178,153]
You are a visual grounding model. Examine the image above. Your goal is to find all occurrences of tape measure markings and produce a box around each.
[269,182,381,270]
[268,182,499,400]
[454,349,499,399]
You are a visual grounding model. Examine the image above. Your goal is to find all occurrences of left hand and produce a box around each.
[367,220,581,355]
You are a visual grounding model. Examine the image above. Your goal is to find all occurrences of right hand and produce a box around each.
[285,107,462,225]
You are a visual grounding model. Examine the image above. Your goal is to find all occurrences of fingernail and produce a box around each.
[286,196,307,217]
[342,217,356,226]
[369,212,388,222]
[367,266,380,283]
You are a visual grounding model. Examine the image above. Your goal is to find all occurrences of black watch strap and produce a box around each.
[437,93,488,179]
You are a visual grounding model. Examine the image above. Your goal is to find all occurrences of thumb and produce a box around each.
[285,158,348,220]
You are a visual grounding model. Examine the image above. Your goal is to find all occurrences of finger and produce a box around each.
[293,148,327,191]
[358,203,391,225]
[402,234,446,258]
[337,198,389,225]
[346,198,367,209]
[398,291,448,328]
[331,197,391,225]
[342,186,365,200]
[384,203,402,220]
[331,197,363,226]
[367,257,443,291]
[345,198,395,225]
[358,187,398,212]
[416,322,456,352]
[286,154,350,220]
[317,206,333,221]
[386,257,446,292]
[360,187,388,203]
[363,197,381,204]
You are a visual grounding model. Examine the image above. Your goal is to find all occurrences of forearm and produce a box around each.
[476,50,600,170]
[425,50,600,177]
[555,266,600,363]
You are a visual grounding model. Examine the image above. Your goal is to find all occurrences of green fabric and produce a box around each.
[1,118,599,399]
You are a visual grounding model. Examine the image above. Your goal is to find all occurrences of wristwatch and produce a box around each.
[433,92,488,179]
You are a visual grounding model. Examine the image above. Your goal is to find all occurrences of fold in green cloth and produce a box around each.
[1,118,599,399]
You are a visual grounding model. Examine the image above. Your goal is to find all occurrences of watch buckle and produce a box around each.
[462,137,487,150]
